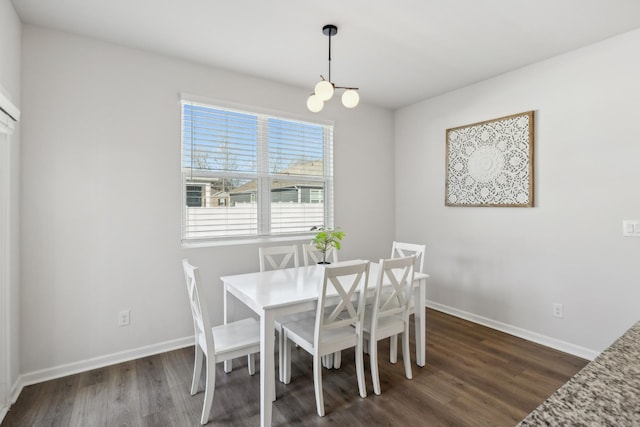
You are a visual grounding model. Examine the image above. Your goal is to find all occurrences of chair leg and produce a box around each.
[355,339,367,398]
[248,353,256,375]
[278,329,285,382]
[333,351,341,369]
[200,356,216,425]
[313,355,325,416]
[272,333,278,400]
[283,331,292,385]
[370,338,381,395]
[402,329,413,380]
[322,354,333,369]
[191,346,204,395]
[389,334,398,364]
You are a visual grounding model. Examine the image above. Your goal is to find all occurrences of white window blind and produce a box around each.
[181,100,334,242]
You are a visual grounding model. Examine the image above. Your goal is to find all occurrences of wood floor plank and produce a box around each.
[1,309,588,426]
[135,355,175,420]
[105,360,141,426]
[63,367,110,426]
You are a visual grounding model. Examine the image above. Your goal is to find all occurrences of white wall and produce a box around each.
[0,0,21,101]
[20,26,395,376]
[395,28,640,356]
[0,0,22,402]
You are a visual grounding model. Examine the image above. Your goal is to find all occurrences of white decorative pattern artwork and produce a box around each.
[445,111,534,207]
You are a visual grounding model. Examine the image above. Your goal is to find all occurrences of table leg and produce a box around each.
[413,278,426,367]
[223,282,233,373]
[261,310,276,427]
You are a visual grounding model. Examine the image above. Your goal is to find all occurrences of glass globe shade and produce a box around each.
[314,80,334,101]
[307,94,324,112]
[341,89,360,108]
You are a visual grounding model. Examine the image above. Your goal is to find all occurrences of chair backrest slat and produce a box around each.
[259,245,299,272]
[182,259,214,352]
[315,261,370,340]
[372,255,416,324]
[391,241,425,273]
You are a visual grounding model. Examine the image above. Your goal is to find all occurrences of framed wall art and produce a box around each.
[445,111,534,207]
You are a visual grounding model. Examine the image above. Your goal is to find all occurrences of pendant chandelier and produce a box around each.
[307,24,359,112]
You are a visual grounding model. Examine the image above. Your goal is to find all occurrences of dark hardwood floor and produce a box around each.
[2,309,588,426]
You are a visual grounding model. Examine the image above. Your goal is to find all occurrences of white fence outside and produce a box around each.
[185,202,325,239]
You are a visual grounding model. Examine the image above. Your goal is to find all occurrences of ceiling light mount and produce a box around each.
[307,24,359,112]
[322,24,338,38]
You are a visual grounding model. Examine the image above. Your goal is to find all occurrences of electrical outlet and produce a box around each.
[118,310,130,326]
[552,303,564,319]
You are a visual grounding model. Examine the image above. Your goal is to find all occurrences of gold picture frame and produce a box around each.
[445,111,534,207]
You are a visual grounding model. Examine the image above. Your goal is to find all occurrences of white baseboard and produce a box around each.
[11,335,194,406]
[11,375,22,404]
[426,300,599,361]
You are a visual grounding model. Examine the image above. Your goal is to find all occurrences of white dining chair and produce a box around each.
[363,255,416,395]
[302,242,341,369]
[259,244,300,272]
[391,241,425,273]
[182,259,260,425]
[302,242,339,265]
[258,244,307,383]
[389,241,425,362]
[282,260,370,416]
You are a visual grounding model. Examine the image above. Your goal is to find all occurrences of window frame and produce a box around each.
[180,96,335,247]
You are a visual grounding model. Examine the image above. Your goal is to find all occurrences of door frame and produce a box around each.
[0,90,19,421]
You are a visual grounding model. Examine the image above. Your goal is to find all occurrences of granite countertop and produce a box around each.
[518,321,640,426]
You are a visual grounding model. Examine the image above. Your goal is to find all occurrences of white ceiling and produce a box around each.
[11,0,640,110]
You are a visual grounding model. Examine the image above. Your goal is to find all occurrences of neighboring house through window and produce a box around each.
[186,185,203,207]
[181,99,334,242]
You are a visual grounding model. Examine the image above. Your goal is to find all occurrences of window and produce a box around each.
[181,100,334,242]
[309,189,324,203]
[186,185,203,207]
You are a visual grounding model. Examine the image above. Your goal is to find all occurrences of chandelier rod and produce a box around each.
[322,24,338,84]
[327,27,332,83]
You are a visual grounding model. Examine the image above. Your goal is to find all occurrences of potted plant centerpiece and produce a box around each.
[311,226,345,264]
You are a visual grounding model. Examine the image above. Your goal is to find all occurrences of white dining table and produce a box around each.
[221,261,429,427]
